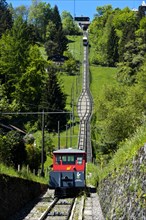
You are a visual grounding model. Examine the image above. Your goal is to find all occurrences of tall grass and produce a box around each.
[0,163,47,184]
[98,124,146,180]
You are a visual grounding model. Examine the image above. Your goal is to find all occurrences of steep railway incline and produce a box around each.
[77,31,93,162]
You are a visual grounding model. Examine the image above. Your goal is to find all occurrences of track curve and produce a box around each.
[77,31,93,162]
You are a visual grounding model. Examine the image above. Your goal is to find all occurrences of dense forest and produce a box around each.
[0,0,81,171]
[0,0,146,172]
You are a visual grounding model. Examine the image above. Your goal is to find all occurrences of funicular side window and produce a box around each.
[76,155,83,165]
[55,155,61,164]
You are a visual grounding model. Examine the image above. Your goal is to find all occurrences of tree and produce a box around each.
[45,5,68,57]
[45,29,67,57]
[0,131,26,168]
[113,8,138,61]
[92,84,142,154]
[13,5,29,21]
[51,5,62,30]
[28,0,51,41]
[106,16,119,66]
[40,62,67,131]
[23,133,42,172]
[0,16,35,100]
[117,39,145,85]
[0,0,13,37]
[45,6,68,57]
[45,21,59,57]
[14,45,47,112]
[96,5,113,17]
[62,51,79,75]
[61,11,80,35]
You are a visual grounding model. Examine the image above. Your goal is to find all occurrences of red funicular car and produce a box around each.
[49,148,86,193]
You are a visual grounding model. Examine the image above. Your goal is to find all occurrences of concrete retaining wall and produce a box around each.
[0,174,48,219]
[98,146,146,219]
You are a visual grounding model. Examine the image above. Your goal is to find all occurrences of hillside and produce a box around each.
[87,7,146,218]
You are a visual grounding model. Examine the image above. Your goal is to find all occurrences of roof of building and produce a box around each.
[142,1,146,6]
[53,148,86,154]
[48,54,68,62]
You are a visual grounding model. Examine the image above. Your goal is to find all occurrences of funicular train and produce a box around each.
[49,148,86,196]
[83,36,88,46]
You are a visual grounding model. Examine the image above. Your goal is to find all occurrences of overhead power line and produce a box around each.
[1,111,71,115]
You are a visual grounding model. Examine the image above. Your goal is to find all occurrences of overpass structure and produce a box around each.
[74,16,90,30]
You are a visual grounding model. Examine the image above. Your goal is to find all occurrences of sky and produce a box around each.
[6,0,144,20]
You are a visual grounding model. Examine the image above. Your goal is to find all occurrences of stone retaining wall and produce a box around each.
[98,146,146,219]
[0,174,48,219]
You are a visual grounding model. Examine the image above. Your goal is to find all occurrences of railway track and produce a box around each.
[77,31,93,162]
[38,197,76,220]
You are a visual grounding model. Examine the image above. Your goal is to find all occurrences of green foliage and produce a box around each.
[0,130,47,173]
[0,163,47,184]
[86,163,99,187]
[0,0,81,178]
[12,5,29,21]
[90,59,146,159]
[89,5,144,71]
[62,51,79,75]
[61,11,81,35]
[89,5,146,161]
[45,5,67,57]
[0,0,13,37]
[39,62,67,131]
[14,45,47,112]
[0,131,26,168]
[106,21,119,66]
[25,144,42,172]
[98,123,146,180]
[92,81,145,154]
[51,5,62,30]
[0,17,32,100]
[33,130,55,155]
[28,0,51,41]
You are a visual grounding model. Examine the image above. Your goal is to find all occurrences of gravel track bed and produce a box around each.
[9,187,105,220]
[71,187,105,220]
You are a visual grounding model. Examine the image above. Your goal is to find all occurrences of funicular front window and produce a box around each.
[62,155,67,164]
[62,154,75,164]
[68,155,75,164]
[55,154,84,165]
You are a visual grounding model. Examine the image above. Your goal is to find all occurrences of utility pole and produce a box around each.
[66,124,68,148]
[58,121,60,149]
[70,113,72,148]
[41,110,45,177]
[72,82,74,134]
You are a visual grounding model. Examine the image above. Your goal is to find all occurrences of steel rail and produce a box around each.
[38,197,59,220]
[39,197,76,220]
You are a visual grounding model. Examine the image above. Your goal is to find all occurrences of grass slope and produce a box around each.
[90,65,117,104]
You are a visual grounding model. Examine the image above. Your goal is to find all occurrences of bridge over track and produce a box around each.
[77,31,93,162]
